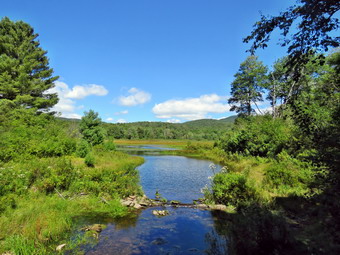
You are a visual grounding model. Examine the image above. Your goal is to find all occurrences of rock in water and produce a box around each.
[152,210,169,216]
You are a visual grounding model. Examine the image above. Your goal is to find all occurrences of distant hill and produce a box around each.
[182,115,237,129]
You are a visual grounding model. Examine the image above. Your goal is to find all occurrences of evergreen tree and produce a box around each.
[79,110,105,146]
[228,56,268,116]
[0,17,58,111]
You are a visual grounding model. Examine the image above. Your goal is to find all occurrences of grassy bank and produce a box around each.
[0,149,144,254]
[184,142,338,254]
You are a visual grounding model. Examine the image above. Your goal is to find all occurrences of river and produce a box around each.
[85,146,229,254]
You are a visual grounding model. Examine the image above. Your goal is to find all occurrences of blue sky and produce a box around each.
[1,0,296,123]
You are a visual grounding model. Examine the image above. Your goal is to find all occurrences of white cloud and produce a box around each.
[61,113,82,119]
[118,87,151,106]
[106,117,114,122]
[116,119,127,123]
[48,81,108,118]
[49,81,76,114]
[152,94,230,120]
[115,110,129,115]
[65,84,108,99]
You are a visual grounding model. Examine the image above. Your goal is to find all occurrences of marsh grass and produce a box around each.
[0,150,144,254]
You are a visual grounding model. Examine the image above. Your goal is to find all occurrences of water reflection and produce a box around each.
[84,145,228,254]
[139,155,221,204]
[86,207,228,255]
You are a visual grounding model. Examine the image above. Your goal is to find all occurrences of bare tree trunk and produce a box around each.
[253,100,263,115]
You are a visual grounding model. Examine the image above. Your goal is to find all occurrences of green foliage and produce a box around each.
[264,152,314,195]
[219,115,294,157]
[212,171,258,207]
[103,117,235,141]
[0,17,58,111]
[103,140,116,151]
[84,153,95,167]
[76,140,91,158]
[244,0,339,78]
[228,55,268,116]
[0,110,76,162]
[79,110,106,146]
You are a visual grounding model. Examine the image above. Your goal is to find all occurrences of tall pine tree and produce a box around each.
[228,55,268,116]
[0,17,58,112]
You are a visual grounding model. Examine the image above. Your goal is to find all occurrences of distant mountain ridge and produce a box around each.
[57,115,237,140]
[182,115,237,128]
[57,115,237,126]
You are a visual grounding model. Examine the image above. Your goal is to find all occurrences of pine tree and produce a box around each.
[228,56,268,116]
[79,110,106,146]
[0,17,58,111]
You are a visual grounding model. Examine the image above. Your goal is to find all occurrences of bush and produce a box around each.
[103,140,116,152]
[219,115,294,157]
[76,140,91,158]
[264,152,313,194]
[212,172,258,206]
[85,154,95,167]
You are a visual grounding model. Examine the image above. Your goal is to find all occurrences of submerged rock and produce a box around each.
[152,210,169,216]
[170,200,180,205]
[196,204,209,209]
[151,237,167,245]
[82,224,104,233]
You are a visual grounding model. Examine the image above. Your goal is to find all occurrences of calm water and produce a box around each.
[139,155,221,203]
[84,146,229,254]
[86,207,228,255]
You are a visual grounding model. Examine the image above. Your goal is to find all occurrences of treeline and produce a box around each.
[102,117,236,140]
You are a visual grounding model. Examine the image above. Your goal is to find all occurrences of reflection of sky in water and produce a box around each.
[85,207,228,255]
[79,151,228,254]
[138,155,221,203]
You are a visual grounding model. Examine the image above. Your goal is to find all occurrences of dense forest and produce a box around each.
[0,0,339,254]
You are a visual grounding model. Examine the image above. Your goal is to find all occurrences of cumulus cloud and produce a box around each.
[116,119,127,123]
[118,88,151,106]
[152,94,230,120]
[48,81,108,118]
[65,84,108,99]
[106,117,114,122]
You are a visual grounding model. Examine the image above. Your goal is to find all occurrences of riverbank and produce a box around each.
[0,148,144,254]
[114,139,338,253]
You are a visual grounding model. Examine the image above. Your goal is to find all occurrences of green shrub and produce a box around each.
[85,154,95,167]
[212,172,258,206]
[103,140,116,151]
[218,115,294,157]
[264,152,314,195]
[76,140,91,158]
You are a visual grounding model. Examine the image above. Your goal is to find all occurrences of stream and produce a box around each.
[85,146,229,254]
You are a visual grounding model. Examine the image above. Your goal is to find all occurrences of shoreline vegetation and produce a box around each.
[1,4,339,253]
